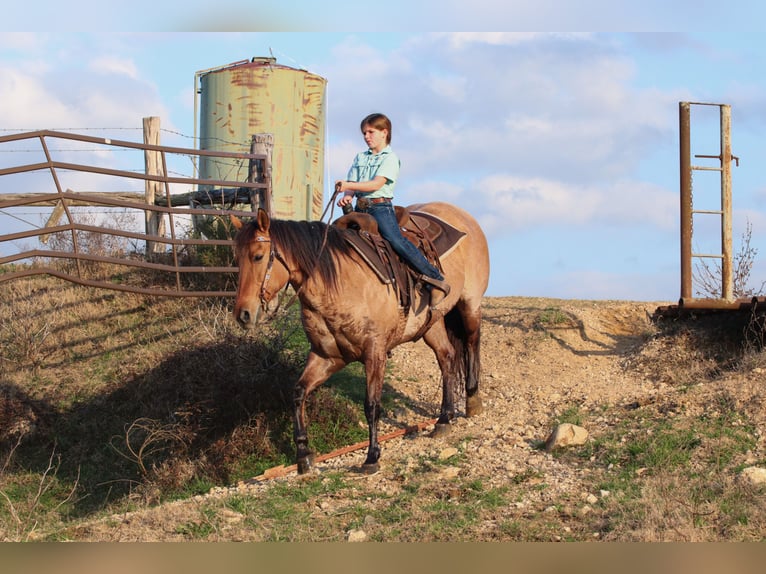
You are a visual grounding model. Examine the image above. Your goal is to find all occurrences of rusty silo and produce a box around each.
[195,57,327,221]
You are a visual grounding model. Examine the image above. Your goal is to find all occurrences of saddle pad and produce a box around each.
[406,211,466,259]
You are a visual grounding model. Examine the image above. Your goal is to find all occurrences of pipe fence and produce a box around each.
[0,129,270,297]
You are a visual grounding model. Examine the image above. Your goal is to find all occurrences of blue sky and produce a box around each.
[3,13,766,301]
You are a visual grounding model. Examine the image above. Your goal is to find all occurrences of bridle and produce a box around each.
[251,235,291,310]
[245,186,344,313]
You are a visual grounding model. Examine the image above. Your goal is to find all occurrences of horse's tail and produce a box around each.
[444,308,468,400]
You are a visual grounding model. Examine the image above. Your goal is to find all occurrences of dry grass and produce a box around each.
[0,271,367,540]
[3,269,766,541]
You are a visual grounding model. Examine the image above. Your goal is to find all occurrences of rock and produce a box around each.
[544,423,589,451]
[347,529,367,542]
[439,447,459,460]
[220,509,244,524]
[439,466,460,479]
[740,466,766,486]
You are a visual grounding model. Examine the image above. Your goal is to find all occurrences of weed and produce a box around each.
[0,284,56,371]
[4,272,766,541]
[535,307,569,327]
[175,507,218,540]
[510,468,543,485]
[0,446,79,541]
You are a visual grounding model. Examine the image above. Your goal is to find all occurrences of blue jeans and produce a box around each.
[363,202,443,280]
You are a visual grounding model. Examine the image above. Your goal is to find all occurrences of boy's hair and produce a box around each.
[360,113,392,144]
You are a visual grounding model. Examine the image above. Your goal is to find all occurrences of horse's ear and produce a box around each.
[230,215,243,230]
[256,208,271,232]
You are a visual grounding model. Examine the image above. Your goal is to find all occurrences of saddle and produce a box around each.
[333,206,466,312]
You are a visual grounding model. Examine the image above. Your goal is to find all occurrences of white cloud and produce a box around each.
[0,67,72,127]
[323,33,680,197]
[442,32,591,49]
[426,72,466,103]
[0,32,47,53]
[438,174,677,238]
[397,180,463,205]
[89,56,139,79]
[322,31,686,249]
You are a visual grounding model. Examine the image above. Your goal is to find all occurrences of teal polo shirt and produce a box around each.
[346,145,400,200]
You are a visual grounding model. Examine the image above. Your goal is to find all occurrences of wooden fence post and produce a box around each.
[143,116,165,259]
[250,133,274,216]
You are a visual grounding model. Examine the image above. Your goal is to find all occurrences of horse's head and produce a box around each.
[231,209,289,330]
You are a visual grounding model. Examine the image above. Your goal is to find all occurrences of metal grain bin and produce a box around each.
[195,57,327,221]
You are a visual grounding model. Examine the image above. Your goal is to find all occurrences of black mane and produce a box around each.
[237,218,355,292]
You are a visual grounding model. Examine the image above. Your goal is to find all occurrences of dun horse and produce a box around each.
[232,202,490,474]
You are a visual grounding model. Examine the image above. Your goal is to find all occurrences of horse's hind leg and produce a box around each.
[422,320,459,437]
[461,302,484,417]
[293,353,345,474]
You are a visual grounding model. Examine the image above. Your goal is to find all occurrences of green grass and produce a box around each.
[220,472,352,541]
[555,405,584,426]
[551,390,765,541]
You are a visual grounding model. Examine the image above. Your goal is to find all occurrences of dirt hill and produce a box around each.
[59,295,766,542]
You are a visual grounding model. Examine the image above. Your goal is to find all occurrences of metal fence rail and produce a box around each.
[0,129,270,297]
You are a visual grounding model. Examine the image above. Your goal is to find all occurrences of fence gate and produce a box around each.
[0,124,271,297]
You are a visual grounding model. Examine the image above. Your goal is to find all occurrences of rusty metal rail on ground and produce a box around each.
[247,418,439,483]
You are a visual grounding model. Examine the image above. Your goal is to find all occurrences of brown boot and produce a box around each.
[420,275,450,308]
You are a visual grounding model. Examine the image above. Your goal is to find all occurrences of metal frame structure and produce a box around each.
[661,101,757,315]
[0,129,269,297]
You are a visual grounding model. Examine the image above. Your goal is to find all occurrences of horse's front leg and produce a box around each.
[294,352,345,474]
[360,353,387,474]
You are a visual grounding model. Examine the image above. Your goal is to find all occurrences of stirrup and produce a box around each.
[419,275,450,309]
[419,274,450,295]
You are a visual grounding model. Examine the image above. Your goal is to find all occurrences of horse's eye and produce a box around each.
[253,254,264,262]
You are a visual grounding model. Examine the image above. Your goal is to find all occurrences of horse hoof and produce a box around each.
[297,453,316,475]
[466,395,484,417]
[429,423,451,438]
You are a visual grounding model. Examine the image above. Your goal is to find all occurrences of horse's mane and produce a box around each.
[237,218,355,293]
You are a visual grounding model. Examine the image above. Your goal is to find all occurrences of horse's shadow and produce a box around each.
[2,335,396,518]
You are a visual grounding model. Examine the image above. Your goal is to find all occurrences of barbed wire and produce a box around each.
[1,210,41,227]
[0,148,138,153]
[0,127,143,132]
[0,126,253,149]
[0,130,253,180]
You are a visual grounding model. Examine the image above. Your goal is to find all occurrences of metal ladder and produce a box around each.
[679,101,739,302]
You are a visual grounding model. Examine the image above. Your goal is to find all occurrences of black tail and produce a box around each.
[443,308,468,399]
